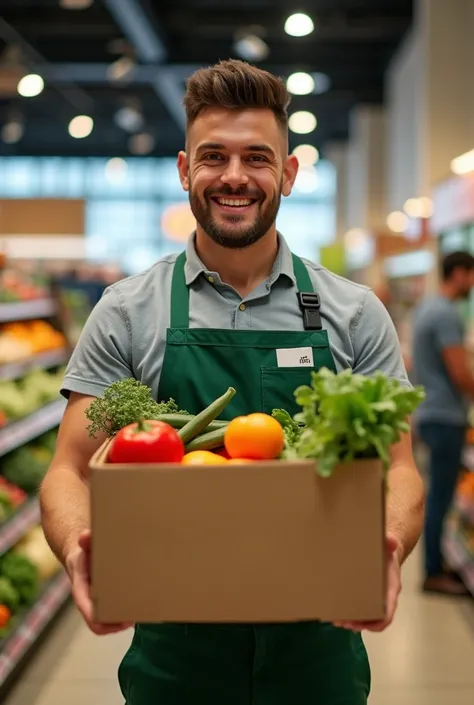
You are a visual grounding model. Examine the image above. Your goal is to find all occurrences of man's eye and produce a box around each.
[248,155,267,163]
[204,153,224,161]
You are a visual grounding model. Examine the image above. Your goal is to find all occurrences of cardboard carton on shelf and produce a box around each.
[89,439,386,625]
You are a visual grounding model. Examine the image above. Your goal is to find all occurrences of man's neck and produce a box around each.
[194,227,279,297]
[440,282,459,301]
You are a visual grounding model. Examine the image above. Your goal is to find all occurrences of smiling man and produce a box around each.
[40,60,424,705]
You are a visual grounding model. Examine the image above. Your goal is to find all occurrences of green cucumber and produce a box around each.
[184,427,226,453]
[178,387,236,444]
[154,413,228,432]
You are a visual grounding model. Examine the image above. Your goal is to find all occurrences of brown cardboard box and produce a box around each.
[90,440,386,624]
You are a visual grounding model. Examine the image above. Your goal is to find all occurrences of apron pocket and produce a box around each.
[261,366,315,416]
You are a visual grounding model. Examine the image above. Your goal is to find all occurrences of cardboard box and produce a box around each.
[90,440,386,624]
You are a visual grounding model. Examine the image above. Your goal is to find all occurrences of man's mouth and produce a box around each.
[211,196,258,210]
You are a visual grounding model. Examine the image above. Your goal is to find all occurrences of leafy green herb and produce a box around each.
[85,378,187,438]
[271,408,303,449]
[273,367,425,477]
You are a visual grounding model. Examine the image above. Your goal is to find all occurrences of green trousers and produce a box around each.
[119,622,370,704]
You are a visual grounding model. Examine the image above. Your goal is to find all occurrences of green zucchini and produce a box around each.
[184,427,226,453]
[154,413,228,432]
[178,387,236,444]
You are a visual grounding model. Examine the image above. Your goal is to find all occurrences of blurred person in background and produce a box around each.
[41,60,424,705]
[413,251,474,596]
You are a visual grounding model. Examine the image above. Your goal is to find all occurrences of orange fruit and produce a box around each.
[224,413,285,460]
[227,458,255,465]
[181,451,227,466]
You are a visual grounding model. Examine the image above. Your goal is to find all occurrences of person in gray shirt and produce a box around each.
[413,250,474,595]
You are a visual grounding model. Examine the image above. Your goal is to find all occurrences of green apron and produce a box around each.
[118,252,371,705]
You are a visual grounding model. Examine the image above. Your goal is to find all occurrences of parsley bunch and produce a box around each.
[85,378,186,438]
[274,367,425,477]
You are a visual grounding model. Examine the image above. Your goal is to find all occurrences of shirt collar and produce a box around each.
[184,232,297,287]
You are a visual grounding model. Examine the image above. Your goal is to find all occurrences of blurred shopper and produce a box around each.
[413,251,474,595]
[41,60,424,705]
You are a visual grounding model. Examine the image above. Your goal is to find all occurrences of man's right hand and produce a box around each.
[66,530,133,636]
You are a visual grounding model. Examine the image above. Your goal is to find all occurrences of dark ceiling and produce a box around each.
[0,0,413,158]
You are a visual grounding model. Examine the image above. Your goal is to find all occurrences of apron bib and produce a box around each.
[118,252,371,705]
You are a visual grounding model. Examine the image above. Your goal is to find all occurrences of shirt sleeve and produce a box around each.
[352,289,411,386]
[431,303,464,350]
[61,286,133,399]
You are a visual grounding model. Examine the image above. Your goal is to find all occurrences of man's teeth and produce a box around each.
[217,198,253,207]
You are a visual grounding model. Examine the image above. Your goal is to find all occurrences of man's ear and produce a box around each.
[282,154,299,197]
[177,151,189,192]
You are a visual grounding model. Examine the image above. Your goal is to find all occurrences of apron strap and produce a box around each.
[169,251,317,330]
[291,254,314,293]
[170,251,189,328]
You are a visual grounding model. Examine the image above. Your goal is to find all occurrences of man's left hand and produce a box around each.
[333,534,402,633]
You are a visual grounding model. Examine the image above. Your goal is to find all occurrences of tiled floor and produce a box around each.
[4,545,474,705]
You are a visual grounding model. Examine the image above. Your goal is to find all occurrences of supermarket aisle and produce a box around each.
[3,545,474,705]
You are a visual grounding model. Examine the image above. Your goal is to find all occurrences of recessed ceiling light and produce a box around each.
[234,35,269,61]
[128,132,155,155]
[1,120,24,144]
[292,144,319,166]
[289,111,317,134]
[17,74,44,98]
[284,13,314,38]
[105,157,128,183]
[60,0,94,9]
[287,72,315,95]
[387,211,408,233]
[68,115,94,139]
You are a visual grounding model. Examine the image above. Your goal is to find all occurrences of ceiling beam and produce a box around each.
[103,0,185,130]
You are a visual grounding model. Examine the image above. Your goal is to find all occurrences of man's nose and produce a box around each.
[221,157,249,189]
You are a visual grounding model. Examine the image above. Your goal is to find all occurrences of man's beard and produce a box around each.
[189,182,282,250]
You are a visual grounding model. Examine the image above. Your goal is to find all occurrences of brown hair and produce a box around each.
[184,59,291,130]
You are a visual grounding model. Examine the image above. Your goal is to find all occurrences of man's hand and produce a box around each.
[333,534,402,633]
[66,530,133,636]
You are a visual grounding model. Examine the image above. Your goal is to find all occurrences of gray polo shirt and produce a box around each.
[412,295,468,426]
[61,234,409,400]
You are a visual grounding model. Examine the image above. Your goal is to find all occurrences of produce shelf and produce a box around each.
[0,499,40,557]
[0,348,69,382]
[443,531,474,597]
[0,300,57,324]
[0,571,71,691]
[0,399,66,458]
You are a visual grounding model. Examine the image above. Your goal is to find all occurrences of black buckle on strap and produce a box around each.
[297,291,322,331]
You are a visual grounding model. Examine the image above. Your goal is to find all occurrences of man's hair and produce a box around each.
[183,59,291,131]
[442,251,474,280]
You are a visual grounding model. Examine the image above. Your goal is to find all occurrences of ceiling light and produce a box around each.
[234,35,269,61]
[68,115,94,139]
[1,120,24,144]
[294,166,319,194]
[403,198,424,219]
[451,148,474,175]
[289,111,317,134]
[312,72,331,94]
[292,144,319,166]
[105,157,128,183]
[17,74,44,98]
[115,105,144,133]
[59,0,94,8]
[284,13,314,37]
[107,56,135,82]
[387,211,408,233]
[287,72,315,95]
[128,132,155,155]
[418,196,434,218]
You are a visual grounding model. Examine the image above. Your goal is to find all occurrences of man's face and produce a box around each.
[453,267,474,299]
[177,108,298,249]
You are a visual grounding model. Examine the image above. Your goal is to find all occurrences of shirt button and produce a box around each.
[208,276,215,283]
[239,303,246,311]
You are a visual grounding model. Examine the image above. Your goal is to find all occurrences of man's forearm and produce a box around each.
[40,465,90,568]
[386,433,425,564]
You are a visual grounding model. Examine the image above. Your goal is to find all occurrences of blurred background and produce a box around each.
[1,1,474,704]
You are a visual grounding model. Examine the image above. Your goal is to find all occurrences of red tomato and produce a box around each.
[214,447,231,459]
[108,420,184,464]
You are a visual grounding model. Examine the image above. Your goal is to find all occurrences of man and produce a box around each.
[40,59,424,705]
[413,250,474,596]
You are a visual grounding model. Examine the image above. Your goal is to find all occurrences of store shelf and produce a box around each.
[0,571,71,690]
[0,399,66,458]
[0,348,69,382]
[0,499,40,557]
[0,300,57,324]
[443,531,474,597]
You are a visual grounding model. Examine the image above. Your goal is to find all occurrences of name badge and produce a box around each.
[276,347,314,368]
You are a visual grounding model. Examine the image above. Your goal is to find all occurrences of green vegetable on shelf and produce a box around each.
[85,378,188,438]
[0,577,20,614]
[273,367,425,478]
[0,553,40,606]
[2,446,51,493]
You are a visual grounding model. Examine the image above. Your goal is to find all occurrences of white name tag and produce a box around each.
[276,347,314,368]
